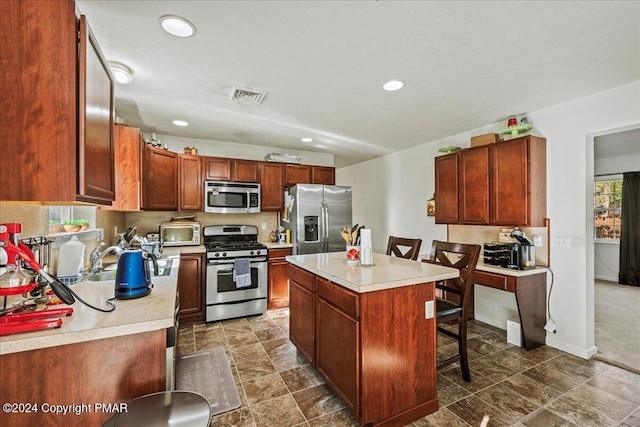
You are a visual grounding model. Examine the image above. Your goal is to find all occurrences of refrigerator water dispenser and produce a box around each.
[304,216,319,242]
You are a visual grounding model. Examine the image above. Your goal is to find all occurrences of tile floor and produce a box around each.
[177,309,640,427]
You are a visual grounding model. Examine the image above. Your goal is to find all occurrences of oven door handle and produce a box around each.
[208,257,268,265]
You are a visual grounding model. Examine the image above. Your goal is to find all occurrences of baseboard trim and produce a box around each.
[595,274,618,282]
[545,335,597,359]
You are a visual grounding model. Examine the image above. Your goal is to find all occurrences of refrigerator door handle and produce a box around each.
[321,202,329,252]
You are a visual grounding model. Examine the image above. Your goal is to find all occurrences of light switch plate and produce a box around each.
[425,301,434,319]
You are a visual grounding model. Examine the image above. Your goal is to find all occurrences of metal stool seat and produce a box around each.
[103,391,211,427]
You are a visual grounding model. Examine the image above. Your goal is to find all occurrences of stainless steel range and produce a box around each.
[204,225,268,322]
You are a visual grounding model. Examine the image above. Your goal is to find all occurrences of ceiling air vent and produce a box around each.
[230,85,268,104]
[265,153,302,164]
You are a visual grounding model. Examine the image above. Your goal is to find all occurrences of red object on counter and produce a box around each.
[0,319,62,336]
[0,307,73,336]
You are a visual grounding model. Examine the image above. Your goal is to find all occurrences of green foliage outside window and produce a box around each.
[594,178,623,240]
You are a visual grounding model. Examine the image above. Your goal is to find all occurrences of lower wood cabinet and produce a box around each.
[315,277,359,414]
[267,247,292,309]
[177,253,204,322]
[288,264,438,426]
[288,264,316,364]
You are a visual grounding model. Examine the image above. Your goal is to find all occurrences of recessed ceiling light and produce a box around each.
[383,80,404,91]
[172,120,189,127]
[301,137,313,143]
[108,62,133,85]
[160,15,196,38]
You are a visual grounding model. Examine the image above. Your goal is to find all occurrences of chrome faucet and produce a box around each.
[89,245,124,273]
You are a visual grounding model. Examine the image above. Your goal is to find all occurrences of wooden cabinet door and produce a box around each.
[78,15,115,204]
[260,162,284,211]
[490,136,547,226]
[107,124,141,210]
[490,138,529,225]
[316,295,359,415]
[285,164,312,186]
[459,146,490,224]
[178,254,204,321]
[143,146,178,211]
[434,153,459,224]
[203,157,232,181]
[179,155,203,211]
[288,265,315,364]
[233,159,259,182]
[312,166,335,185]
[268,248,292,309]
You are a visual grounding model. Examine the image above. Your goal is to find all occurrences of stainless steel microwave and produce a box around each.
[160,221,201,246]
[204,181,261,214]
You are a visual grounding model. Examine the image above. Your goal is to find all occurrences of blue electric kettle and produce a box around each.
[114,249,158,299]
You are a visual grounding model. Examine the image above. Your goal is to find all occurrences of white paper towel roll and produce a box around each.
[360,228,373,265]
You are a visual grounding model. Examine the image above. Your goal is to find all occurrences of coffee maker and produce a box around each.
[507,228,536,270]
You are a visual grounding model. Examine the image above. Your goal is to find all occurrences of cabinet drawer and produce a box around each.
[269,247,293,260]
[316,277,359,319]
[289,264,314,291]
[473,270,516,293]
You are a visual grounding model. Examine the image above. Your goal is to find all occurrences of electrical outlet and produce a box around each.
[425,301,434,319]
[261,223,267,230]
[554,237,571,248]
[533,235,542,247]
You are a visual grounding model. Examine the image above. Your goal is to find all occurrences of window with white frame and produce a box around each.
[594,175,623,242]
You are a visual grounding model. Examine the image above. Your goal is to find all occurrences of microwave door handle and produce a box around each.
[246,190,251,211]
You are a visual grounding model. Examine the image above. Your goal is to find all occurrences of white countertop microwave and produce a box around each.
[204,181,261,214]
[160,221,201,246]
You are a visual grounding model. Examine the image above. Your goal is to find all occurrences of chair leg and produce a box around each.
[459,317,471,382]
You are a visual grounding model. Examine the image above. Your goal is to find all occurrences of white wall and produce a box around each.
[337,80,640,359]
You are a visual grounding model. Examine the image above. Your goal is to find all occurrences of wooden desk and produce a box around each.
[472,265,547,350]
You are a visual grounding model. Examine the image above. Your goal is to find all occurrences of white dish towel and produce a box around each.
[233,258,252,288]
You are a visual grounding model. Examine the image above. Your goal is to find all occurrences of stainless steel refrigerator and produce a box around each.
[282,184,352,255]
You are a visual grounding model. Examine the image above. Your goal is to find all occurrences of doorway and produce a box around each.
[590,125,640,373]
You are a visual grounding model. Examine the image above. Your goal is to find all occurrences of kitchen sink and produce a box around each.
[83,258,173,281]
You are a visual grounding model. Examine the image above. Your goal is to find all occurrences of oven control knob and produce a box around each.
[222,252,227,257]
[250,250,254,256]
[256,250,261,255]
[214,253,220,257]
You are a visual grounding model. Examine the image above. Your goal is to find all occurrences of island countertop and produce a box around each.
[0,251,180,355]
[286,251,459,293]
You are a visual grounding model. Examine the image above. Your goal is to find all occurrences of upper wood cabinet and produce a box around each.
[434,135,546,226]
[142,146,179,211]
[203,157,232,181]
[434,153,459,224]
[105,124,142,211]
[260,162,285,211]
[285,164,312,186]
[312,166,335,185]
[0,1,115,204]
[233,160,259,182]
[179,155,203,211]
[490,136,547,226]
[459,146,491,224]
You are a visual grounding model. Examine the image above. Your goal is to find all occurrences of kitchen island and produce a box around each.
[286,252,459,427]
[0,252,180,427]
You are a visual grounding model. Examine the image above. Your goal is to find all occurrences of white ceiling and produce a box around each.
[76,1,640,168]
